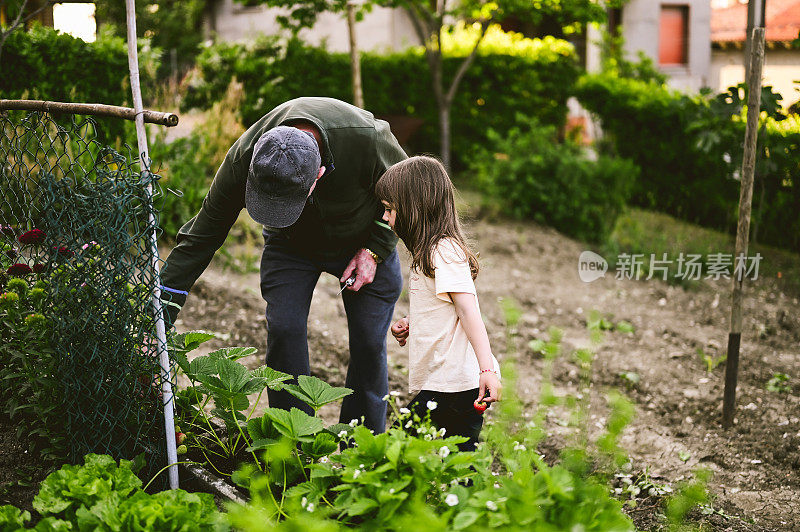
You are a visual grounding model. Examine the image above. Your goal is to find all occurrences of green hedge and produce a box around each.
[469,119,638,244]
[576,73,800,251]
[0,25,160,142]
[182,37,580,169]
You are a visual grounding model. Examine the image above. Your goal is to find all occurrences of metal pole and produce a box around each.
[125,0,179,488]
[722,27,765,429]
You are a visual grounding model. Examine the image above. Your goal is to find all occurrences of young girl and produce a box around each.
[376,155,501,451]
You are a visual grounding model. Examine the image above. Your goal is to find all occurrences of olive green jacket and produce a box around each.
[159,97,407,319]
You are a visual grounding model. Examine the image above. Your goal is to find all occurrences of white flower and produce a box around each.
[359,463,365,469]
[444,494,459,506]
[405,420,413,428]
[382,394,390,401]
[301,497,308,508]
[513,442,526,451]
[426,400,438,410]
[419,456,425,463]
[494,482,500,488]
[349,419,359,427]
[390,391,401,396]
[399,407,410,415]
[438,428,447,437]
[338,430,348,438]
[306,503,315,512]
[319,456,329,463]
[389,488,395,494]
[439,446,451,458]
[353,469,361,479]
[424,434,432,440]
[486,500,498,511]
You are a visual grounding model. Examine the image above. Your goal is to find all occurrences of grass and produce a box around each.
[603,208,800,294]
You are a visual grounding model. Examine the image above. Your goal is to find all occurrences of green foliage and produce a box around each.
[182,36,579,169]
[150,82,246,240]
[697,348,726,373]
[0,25,160,142]
[576,73,800,251]
[766,372,791,393]
[95,0,206,78]
[665,469,711,531]
[0,240,66,460]
[0,454,225,531]
[469,117,637,243]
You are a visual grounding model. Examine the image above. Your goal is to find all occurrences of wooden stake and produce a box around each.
[0,99,179,127]
[722,27,765,429]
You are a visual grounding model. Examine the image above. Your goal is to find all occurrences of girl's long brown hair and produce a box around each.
[376,156,479,279]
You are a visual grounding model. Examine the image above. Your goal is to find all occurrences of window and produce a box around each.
[659,5,689,66]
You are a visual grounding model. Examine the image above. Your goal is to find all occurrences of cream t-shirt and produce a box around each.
[407,238,500,394]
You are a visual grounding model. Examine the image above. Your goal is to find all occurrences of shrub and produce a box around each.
[576,73,800,251]
[468,118,637,243]
[181,36,579,169]
[150,82,246,240]
[0,25,160,142]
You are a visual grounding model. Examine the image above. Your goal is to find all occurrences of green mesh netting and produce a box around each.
[0,110,170,478]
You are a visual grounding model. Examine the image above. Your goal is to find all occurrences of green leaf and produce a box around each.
[452,509,480,530]
[263,407,324,441]
[249,366,292,389]
[301,432,338,458]
[208,346,258,361]
[246,438,280,452]
[282,375,352,410]
[346,498,378,516]
[216,358,250,393]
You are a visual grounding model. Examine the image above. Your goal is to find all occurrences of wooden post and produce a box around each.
[744,0,766,86]
[347,2,364,108]
[722,27,765,429]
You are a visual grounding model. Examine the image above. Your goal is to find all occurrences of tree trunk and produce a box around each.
[439,104,451,170]
[347,2,364,108]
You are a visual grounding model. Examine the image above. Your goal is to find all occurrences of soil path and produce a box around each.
[175,215,800,530]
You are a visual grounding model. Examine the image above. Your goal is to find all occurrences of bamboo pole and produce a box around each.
[722,27,765,429]
[0,99,178,127]
[125,0,180,488]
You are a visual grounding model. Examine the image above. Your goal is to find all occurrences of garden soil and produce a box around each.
[3,213,796,530]
[175,213,799,531]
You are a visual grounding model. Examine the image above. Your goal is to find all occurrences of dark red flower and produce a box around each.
[7,263,32,276]
[32,263,47,273]
[18,229,46,245]
[52,246,74,258]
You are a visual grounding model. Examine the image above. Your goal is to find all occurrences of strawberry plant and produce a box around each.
[170,331,353,479]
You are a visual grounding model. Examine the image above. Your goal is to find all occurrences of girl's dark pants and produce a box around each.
[407,389,484,452]
[260,233,402,433]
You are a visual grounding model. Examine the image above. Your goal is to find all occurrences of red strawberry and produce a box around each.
[473,400,488,413]
[175,432,186,445]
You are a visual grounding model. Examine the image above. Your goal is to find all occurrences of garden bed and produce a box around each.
[173,209,800,530]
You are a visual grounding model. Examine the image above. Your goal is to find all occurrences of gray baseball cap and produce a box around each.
[246,126,321,228]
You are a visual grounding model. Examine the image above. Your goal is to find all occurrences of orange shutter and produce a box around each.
[659,6,688,65]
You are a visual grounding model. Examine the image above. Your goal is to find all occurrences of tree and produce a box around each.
[94,0,206,81]
[244,0,615,169]
[0,0,56,64]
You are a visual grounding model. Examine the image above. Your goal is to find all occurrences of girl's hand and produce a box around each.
[391,317,409,346]
[477,371,501,404]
